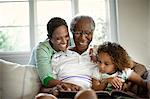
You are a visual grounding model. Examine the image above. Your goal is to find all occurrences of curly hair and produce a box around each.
[97,42,132,71]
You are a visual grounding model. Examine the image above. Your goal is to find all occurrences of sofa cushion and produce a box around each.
[0,59,41,99]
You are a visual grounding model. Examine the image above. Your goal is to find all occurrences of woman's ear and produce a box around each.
[50,37,54,44]
[47,34,50,38]
[47,34,52,40]
[50,39,54,44]
[47,34,53,44]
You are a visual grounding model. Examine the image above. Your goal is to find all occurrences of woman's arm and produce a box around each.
[128,71,147,88]
[36,43,57,87]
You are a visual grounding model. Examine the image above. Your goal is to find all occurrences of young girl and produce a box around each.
[92,42,149,94]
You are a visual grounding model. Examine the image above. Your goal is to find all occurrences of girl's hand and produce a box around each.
[107,77,123,90]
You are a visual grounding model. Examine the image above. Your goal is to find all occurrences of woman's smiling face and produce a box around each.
[50,25,70,52]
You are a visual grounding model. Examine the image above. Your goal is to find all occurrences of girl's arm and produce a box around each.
[92,77,123,91]
[106,77,123,90]
[128,71,147,88]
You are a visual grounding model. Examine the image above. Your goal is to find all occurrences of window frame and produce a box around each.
[0,0,118,64]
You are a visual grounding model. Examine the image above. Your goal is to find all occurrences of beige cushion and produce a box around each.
[0,59,41,99]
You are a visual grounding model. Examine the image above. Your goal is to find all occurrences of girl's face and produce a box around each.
[97,52,116,74]
[50,25,70,52]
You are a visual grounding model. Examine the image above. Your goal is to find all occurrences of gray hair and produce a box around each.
[70,15,95,33]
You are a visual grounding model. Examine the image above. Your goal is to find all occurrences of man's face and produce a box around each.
[73,19,93,53]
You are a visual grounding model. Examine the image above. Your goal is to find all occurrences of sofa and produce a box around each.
[0,59,150,99]
[0,59,41,99]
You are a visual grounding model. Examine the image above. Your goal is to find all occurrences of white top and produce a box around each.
[93,68,133,91]
[93,68,133,82]
[51,49,97,89]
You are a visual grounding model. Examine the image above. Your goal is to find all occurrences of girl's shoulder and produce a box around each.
[117,68,133,80]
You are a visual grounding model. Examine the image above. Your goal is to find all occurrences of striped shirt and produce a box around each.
[51,50,97,89]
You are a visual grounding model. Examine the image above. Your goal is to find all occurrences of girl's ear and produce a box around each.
[115,65,121,71]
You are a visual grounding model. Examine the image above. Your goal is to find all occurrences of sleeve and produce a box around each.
[28,47,36,65]
[120,68,133,80]
[35,44,54,87]
[125,68,133,79]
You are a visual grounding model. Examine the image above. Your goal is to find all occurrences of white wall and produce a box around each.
[148,0,150,68]
[117,0,150,69]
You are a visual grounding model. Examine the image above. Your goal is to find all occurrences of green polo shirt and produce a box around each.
[31,40,56,87]
[29,39,74,87]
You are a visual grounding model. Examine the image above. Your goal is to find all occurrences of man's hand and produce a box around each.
[89,47,98,63]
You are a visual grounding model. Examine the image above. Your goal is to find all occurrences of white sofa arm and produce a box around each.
[0,59,41,99]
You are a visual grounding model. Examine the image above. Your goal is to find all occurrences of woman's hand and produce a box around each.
[51,82,82,96]
[56,82,82,91]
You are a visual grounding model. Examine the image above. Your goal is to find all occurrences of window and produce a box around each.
[0,0,117,62]
[78,0,108,45]
[36,0,72,43]
[0,0,29,52]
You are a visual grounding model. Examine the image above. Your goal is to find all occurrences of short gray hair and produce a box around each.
[70,15,95,33]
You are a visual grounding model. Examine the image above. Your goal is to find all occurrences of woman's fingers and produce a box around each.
[57,82,81,91]
[70,84,82,91]
[58,83,71,91]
